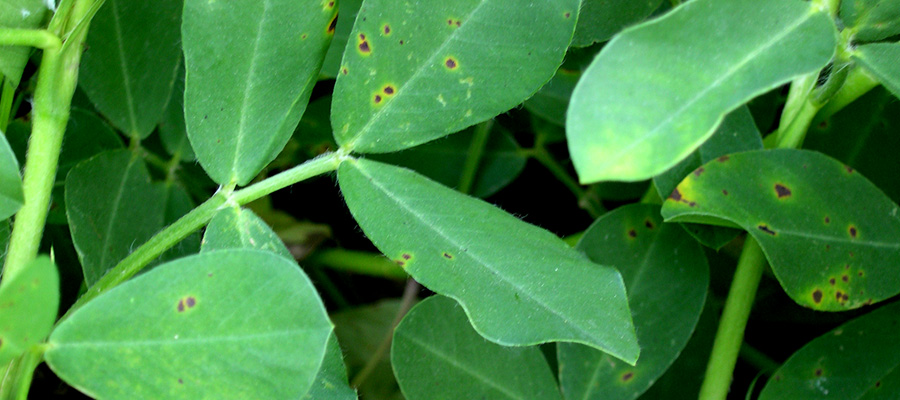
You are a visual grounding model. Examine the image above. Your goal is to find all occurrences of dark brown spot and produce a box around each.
[849,251,855,257]
[644,219,654,229]
[327,14,338,34]
[845,264,851,270]
[849,226,858,238]
[186,297,196,308]
[722,189,728,195]
[402,253,411,260]
[774,375,782,381]
[846,166,854,174]
[341,67,348,75]
[824,216,830,224]
[399,39,404,45]
[842,275,849,282]
[207,273,213,277]
[374,94,382,104]
[178,378,184,384]
[774,183,791,198]
[448,19,453,25]
[443,252,453,259]
[812,290,823,303]
[301,33,308,39]
[383,85,395,95]
[395,260,405,267]
[843,293,849,301]
[693,167,705,177]
[815,369,823,377]
[359,33,366,40]
[688,201,696,207]
[864,298,873,305]
[757,224,776,235]
[177,300,185,312]
[358,40,371,53]
[622,372,634,382]
[445,57,458,69]
[327,1,334,8]
[628,229,637,238]
[829,278,835,285]
[836,291,844,300]
[858,271,864,277]
[717,155,730,162]
[818,120,828,129]
[669,188,682,201]
[383,24,391,35]
[564,12,571,18]
[876,381,882,388]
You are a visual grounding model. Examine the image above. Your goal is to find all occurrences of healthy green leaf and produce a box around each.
[332,0,578,153]
[158,183,201,262]
[332,299,405,400]
[303,333,357,400]
[570,0,663,47]
[0,0,47,85]
[65,149,166,286]
[79,0,182,138]
[653,106,762,249]
[0,128,23,220]
[201,206,293,260]
[567,0,836,183]
[661,149,900,311]
[0,256,58,366]
[159,66,195,162]
[338,158,639,363]
[841,0,900,42]
[393,295,562,400]
[853,43,900,100]
[558,204,708,400]
[319,0,362,79]
[183,0,336,186]
[46,249,332,400]
[371,124,525,198]
[523,46,597,126]
[759,300,900,399]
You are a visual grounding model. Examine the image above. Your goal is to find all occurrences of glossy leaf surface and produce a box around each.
[46,250,332,400]
[567,0,835,183]
[201,206,292,260]
[841,0,900,42]
[393,295,562,400]
[853,43,900,100]
[759,300,900,399]
[661,149,900,310]
[79,0,182,138]
[0,129,23,221]
[570,0,662,47]
[0,0,47,85]
[558,204,708,400]
[332,0,578,153]
[0,257,58,365]
[65,150,166,286]
[303,333,357,400]
[183,0,336,185]
[338,158,638,363]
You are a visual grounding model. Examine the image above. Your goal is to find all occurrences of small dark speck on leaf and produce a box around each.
[693,167,704,177]
[399,40,404,45]
[812,289,823,303]
[374,94,382,104]
[207,273,213,277]
[846,166,854,174]
[824,216,830,224]
[341,67,348,75]
[327,15,338,34]
[445,57,458,69]
[818,120,828,129]
[358,41,371,53]
[836,291,844,301]
[669,188,682,201]
[564,12,571,18]
[722,189,728,196]
[858,271,864,277]
[842,275,849,282]
[774,375,782,381]
[845,264,851,270]
[757,224,776,235]
[443,252,453,259]
[395,260,405,267]
[628,229,637,238]
[644,220,654,229]
[622,372,634,382]
[717,155,729,162]
[402,253,411,260]
[876,381,882,388]
[849,226,858,238]
[383,85,395,95]
[815,369,823,377]
[829,278,835,285]
[327,1,334,8]
[178,379,184,384]
[774,183,791,198]
[688,201,696,207]
[383,24,391,35]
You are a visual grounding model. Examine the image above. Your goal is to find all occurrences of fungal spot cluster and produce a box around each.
[373,84,397,106]
[757,224,776,236]
[774,183,792,199]
[357,33,371,54]
[327,14,338,35]
[447,18,462,27]
[444,56,459,70]
[177,296,197,313]
[668,188,697,208]
[395,253,413,267]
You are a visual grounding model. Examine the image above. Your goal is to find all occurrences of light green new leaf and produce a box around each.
[558,204,708,400]
[759,300,900,399]
[567,0,836,183]
[183,0,336,186]
[0,129,23,221]
[303,333,357,400]
[201,206,293,261]
[393,295,562,400]
[0,0,47,85]
[570,0,663,47]
[79,0,181,138]
[0,257,58,366]
[332,0,578,153]
[66,150,166,286]
[46,249,332,400]
[841,0,900,42]
[338,158,638,363]
[853,43,900,100]
[661,149,900,311]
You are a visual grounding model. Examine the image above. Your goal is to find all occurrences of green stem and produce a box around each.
[308,248,407,280]
[698,237,767,400]
[774,73,817,145]
[775,99,820,149]
[0,349,42,400]
[0,29,61,49]
[0,78,13,132]
[457,120,492,194]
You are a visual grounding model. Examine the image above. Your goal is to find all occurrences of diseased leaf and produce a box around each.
[65,150,166,286]
[661,149,900,311]
[338,158,639,363]
[302,333,357,400]
[201,206,293,261]
[0,128,23,221]
[567,0,836,183]
[841,0,900,42]
[0,257,58,366]
[332,0,578,153]
[570,0,663,47]
[183,0,336,185]
[319,0,363,79]
[0,0,47,85]
[79,0,182,138]
[558,204,708,400]
[853,43,900,100]
[759,301,900,399]
[46,250,332,400]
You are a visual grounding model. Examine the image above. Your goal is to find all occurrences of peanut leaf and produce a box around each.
[0,257,58,366]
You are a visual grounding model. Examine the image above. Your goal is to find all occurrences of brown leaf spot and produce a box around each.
[846,166,854,174]
[774,183,791,198]
[341,67,348,75]
[757,224,776,236]
[395,260,405,267]
[845,264,851,270]
[383,85,395,95]
[399,39,404,45]
[564,12,571,18]
[443,252,453,259]
[301,33,308,40]
[829,278,835,286]
[444,57,458,70]
[207,273,213,277]
[358,40,371,53]
[722,189,728,196]
[178,378,184,384]
[774,374,782,381]
[858,271,864,277]
[835,291,844,301]
[717,155,730,162]
[177,300,185,312]
[693,167,705,177]
[842,275,849,282]
[622,371,634,382]
[669,188,682,201]
[628,229,637,238]
[688,201,696,207]
[815,368,823,377]
[876,381,882,388]
[327,14,338,34]
[849,226,858,238]
[824,216,830,224]
[326,1,335,8]
[186,297,196,308]
[374,94,382,104]
[644,219,654,229]
[383,24,391,35]
[818,120,828,129]
[812,289,823,304]
[402,253,411,260]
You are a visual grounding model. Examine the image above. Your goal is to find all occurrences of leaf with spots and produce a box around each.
[338,158,638,363]
[558,204,708,400]
[319,0,363,79]
[201,206,293,261]
[0,126,23,221]
[332,0,578,153]
[45,249,333,400]
[653,106,762,249]
[566,0,836,183]
[65,150,166,287]
[392,295,562,400]
[183,0,336,185]
[759,300,900,399]
[0,0,47,85]
[852,43,900,100]
[78,0,182,138]
[0,257,58,366]
[661,149,900,311]
[302,333,357,400]
[841,0,900,42]
[570,0,663,47]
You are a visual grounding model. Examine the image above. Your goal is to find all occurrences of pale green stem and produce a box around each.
[775,99,820,149]
[457,120,492,194]
[815,66,879,122]
[774,72,817,145]
[308,248,407,280]
[0,78,13,132]
[0,28,61,50]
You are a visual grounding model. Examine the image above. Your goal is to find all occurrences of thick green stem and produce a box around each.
[0,78,13,132]
[774,73,817,145]
[457,120,492,194]
[308,248,407,280]
[0,29,61,49]
[698,237,767,400]
[775,99,820,149]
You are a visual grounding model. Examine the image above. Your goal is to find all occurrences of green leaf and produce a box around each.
[523,46,597,126]
[759,301,900,399]
[393,295,562,400]
[0,0,47,85]
[661,149,900,311]
[332,299,405,400]
[319,0,363,79]
[159,66,195,162]
[79,0,182,138]
[183,0,336,186]
[158,183,201,262]
[201,206,293,261]
[46,249,332,400]
[566,0,836,183]
[332,0,578,153]
[338,158,639,363]
[653,106,762,249]
[371,124,525,198]
[0,257,59,366]
[558,204,708,400]
[853,43,900,100]
[841,0,900,42]
[65,149,166,286]
[570,0,663,47]
[303,333,357,400]
[0,129,23,221]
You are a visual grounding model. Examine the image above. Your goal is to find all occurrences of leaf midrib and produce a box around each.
[110,0,139,136]
[231,0,270,183]
[97,155,136,272]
